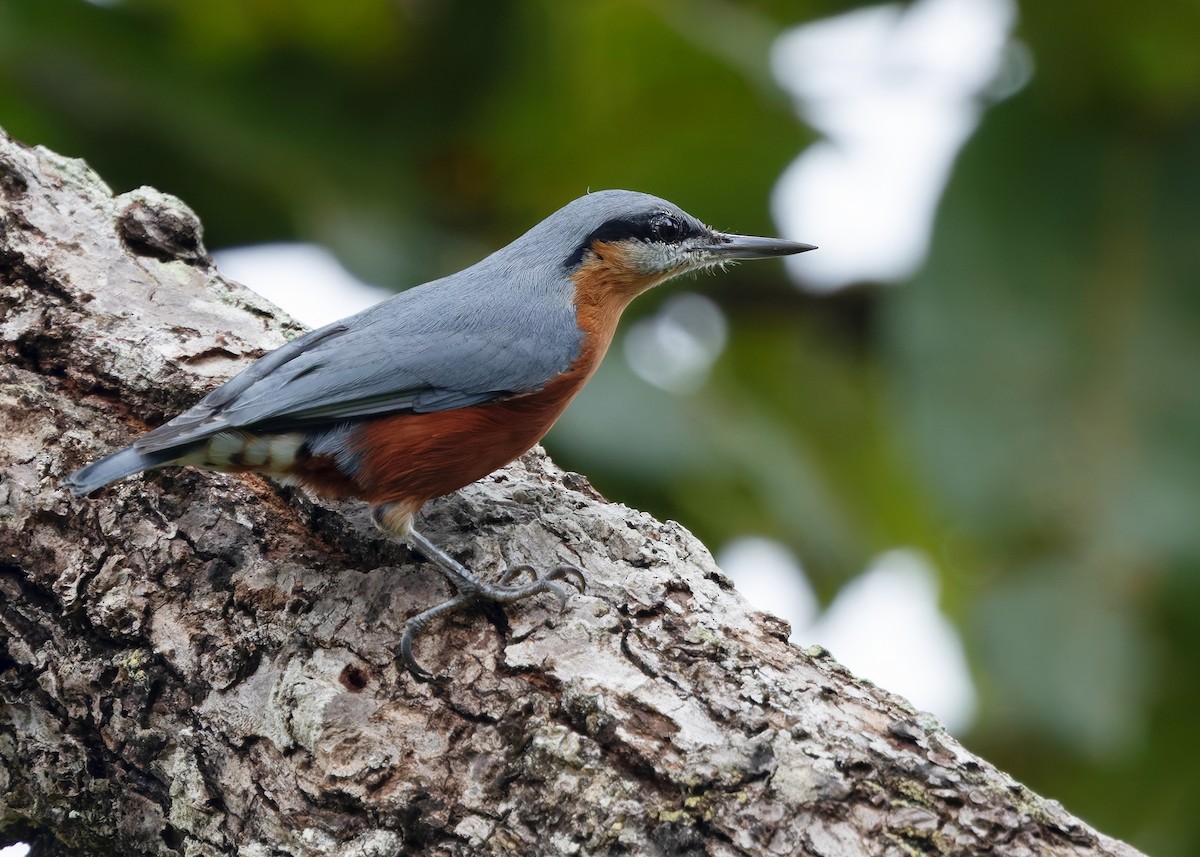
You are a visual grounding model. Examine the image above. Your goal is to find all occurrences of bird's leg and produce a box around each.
[373,506,584,680]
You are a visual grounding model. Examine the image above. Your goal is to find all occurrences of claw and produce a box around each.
[498,563,536,586]
[540,580,570,611]
[398,623,436,683]
[547,563,587,593]
[396,590,473,682]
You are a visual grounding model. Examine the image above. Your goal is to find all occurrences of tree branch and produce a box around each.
[0,127,1141,857]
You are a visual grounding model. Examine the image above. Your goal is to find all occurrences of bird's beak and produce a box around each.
[703,232,816,260]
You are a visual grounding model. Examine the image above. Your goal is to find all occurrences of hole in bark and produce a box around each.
[339,664,370,692]
[161,823,185,851]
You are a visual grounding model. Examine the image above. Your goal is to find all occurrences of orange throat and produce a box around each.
[570,239,670,365]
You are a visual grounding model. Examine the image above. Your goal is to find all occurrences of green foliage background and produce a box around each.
[3,1,1198,853]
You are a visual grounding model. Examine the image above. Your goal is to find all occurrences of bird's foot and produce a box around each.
[397,528,586,681]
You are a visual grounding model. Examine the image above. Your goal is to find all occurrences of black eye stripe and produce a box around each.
[564,212,699,268]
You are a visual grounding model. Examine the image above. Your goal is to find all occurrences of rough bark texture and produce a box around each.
[0,127,1143,857]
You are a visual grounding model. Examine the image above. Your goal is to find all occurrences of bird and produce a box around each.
[65,189,815,679]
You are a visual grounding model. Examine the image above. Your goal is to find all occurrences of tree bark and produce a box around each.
[0,126,1142,857]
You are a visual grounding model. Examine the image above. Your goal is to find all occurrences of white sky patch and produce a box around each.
[810,550,976,730]
[0,844,30,857]
[624,292,728,394]
[771,0,1026,290]
[213,243,392,328]
[718,537,819,631]
[719,540,976,732]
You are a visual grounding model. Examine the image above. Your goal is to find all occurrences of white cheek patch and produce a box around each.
[625,238,732,278]
[625,241,688,275]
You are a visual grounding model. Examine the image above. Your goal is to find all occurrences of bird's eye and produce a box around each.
[650,214,683,243]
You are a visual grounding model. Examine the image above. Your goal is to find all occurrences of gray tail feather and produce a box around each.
[63,446,179,496]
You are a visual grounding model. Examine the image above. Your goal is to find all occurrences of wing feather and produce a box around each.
[135,275,582,454]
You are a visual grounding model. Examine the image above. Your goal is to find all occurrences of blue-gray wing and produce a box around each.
[134,276,583,454]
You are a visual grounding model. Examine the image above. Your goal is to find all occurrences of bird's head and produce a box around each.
[545,190,814,301]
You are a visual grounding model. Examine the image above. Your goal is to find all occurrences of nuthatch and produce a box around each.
[65,190,815,679]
